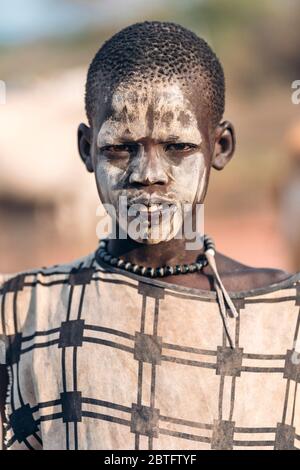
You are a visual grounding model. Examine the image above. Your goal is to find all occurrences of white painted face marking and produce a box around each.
[97,83,202,147]
[93,81,208,244]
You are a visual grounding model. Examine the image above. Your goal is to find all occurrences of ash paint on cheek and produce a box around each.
[94,159,126,205]
[170,152,206,204]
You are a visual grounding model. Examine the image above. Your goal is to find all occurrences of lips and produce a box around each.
[126,203,177,227]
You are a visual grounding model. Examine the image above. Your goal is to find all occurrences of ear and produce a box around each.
[212,121,236,171]
[77,123,94,173]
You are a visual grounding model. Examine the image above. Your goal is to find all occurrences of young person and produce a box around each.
[0,21,299,450]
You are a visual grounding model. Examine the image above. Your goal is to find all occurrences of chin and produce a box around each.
[127,225,178,245]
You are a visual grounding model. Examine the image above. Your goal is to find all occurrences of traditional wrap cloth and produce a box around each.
[0,250,300,450]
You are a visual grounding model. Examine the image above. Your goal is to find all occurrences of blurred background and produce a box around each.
[0,0,300,274]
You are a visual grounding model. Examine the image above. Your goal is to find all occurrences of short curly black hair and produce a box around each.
[85,21,225,129]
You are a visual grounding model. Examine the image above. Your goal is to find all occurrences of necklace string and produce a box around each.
[96,235,215,278]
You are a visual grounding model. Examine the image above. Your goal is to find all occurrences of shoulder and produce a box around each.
[205,252,295,292]
[0,251,97,294]
[0,251,99,344]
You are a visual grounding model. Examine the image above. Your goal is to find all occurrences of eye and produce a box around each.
[101,144,138,156]
[164,143,198,153]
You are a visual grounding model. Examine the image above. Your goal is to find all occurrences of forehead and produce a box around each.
[97,82,202,146]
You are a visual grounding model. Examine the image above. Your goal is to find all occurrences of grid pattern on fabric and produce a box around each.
[0,254,300,450]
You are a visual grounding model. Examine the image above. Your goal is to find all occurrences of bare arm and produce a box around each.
[0,365,8,450]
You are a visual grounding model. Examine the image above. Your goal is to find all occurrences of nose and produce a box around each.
[129,147,168,186]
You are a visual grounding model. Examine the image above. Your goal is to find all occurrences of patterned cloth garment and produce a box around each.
[0,251,300,450]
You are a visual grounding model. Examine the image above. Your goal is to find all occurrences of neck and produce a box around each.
[107,227,205,268]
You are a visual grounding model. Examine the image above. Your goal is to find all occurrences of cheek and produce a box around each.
[170,153,206,203]
[94,160,124,204]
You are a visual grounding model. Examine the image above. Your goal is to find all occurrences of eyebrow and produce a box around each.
[161,135,180,143]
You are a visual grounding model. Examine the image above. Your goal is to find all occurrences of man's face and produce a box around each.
[90,82,213,244]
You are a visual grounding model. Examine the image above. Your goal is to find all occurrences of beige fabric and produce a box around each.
[0,252,299,450]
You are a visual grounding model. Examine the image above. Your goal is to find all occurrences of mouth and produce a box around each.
[127,202,178,221]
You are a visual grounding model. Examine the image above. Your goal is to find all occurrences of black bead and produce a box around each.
[140,267,147,276]
[132,264,140,274]
[146,267,155,278]
[195,262,203,271]
[104,254,112,263]
[110,257,118,266]
[181,264,189,274]
[117,259,125,268]
[189,264,197,273]
[175,265,182,275]
[99,251,106,259]
[156,267,165,277]
[164,266,174,276]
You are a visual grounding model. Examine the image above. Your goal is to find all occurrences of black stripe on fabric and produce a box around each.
[13,290,27,418]
[235,427,276,433]
[159,415,213,430]
[21,324,135,344]
[33,432,43,446]
[82,337,134,354]
[21,339,60,355]
[233,440,274,447]
[61,348,66,398]
[1,292,6,335]
[153,298,159,337]
[162,343,216,356]
[229,376,236,422]
[22,328,60,343]
[16,361,24,407]
[140,295,146,334]
[150,364,156,410]
[38,412,63,423]
[81,398,131,413]
[163,290,215,303]
[159,427,211,443]
[9,364,15,412]
[218,374,225,420]
[243,353,286,360]
[84,325,134,341]
[23,438,35,450]
[82,411,131,427]
[137,361,143,408]
[161,355,217,369]
[77,284,86,321]
[12,291,18,334]
[241,366,285,373]
[291,381,298,426]
[24,280,69,288]
[245,296,297,305]
[74,422,78,450]
[282,379,290,424]
[73,347,77,392]
[66,285,74,323]
[66,423,69,450]
[32,399,61,412]
[135,433,139,452]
